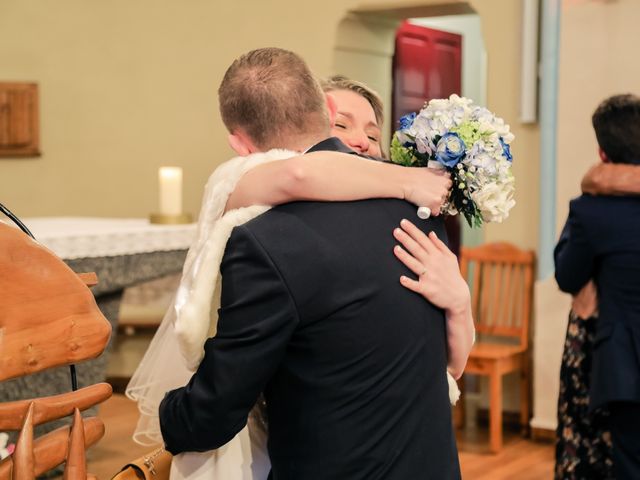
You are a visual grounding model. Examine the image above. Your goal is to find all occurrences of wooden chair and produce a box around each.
[459,242,535,453]
[0,221,112,479]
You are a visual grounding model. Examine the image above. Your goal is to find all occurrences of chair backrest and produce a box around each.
[0,221,112,479]
[459,242,536,349]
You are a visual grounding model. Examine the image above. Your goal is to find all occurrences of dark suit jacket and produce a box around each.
[160,138,460,479]
[555,194,640,410]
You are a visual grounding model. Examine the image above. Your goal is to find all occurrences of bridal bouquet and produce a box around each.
[390,94,515,227]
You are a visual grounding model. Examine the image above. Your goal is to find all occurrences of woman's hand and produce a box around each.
[393,219,468,313]
[572,280,598,319]
[402,168,452,216]
[393,219,474,378]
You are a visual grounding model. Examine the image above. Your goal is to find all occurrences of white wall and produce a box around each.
[556,0,640,227]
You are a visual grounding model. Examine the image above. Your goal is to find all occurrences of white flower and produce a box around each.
[471,106,493,122]
[411,114,446,139]
[471,178,515,223]
[494,157,512,176]
[396,131,413,145]
[448,94,473,110]
[466,142,499,174]
[415,136,433,155]
[427,98,451,111]
[501,130,515,144]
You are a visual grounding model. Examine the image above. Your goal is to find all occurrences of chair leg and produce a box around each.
[489,367,503,453]
[520,356,530,436]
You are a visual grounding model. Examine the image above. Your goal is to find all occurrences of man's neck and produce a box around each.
[280,133,328,153]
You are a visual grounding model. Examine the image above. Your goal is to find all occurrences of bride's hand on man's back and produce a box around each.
[392,219,469,313]
[402,168,452,216]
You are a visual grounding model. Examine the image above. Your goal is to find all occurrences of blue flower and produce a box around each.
[435,132,466,167]
[500,138,513,162]
[399,112,416,131]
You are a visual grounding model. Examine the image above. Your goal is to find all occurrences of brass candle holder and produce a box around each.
[149,213,193,225]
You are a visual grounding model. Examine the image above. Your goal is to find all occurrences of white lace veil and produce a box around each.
[126,150,295,445]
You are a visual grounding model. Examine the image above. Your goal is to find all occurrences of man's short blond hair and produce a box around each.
[218,48,330,150]
[321,75,385,127]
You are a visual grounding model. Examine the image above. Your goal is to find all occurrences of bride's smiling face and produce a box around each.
[329,89,382,157]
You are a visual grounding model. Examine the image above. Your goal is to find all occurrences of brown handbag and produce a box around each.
[112,447,172,480]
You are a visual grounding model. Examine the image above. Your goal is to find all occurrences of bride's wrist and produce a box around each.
[397,167,417,204]
[445,290,471,318]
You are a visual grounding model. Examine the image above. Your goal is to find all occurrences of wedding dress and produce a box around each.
[126,150,461,480]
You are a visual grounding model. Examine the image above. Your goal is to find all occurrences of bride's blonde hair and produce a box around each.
[321,75,385,127]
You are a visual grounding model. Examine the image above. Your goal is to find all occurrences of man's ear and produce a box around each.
[598,147,610,163]
[325,92,338,127]
[227,131,255,156]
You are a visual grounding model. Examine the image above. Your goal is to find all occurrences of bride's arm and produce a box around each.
[225,151,451,213]
[582,163,640,195]
[442,301,474,380]
[392,220,474,379]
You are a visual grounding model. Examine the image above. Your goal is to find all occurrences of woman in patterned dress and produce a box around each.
[555,162,640,479]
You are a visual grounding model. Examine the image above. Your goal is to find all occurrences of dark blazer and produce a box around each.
[555,194,640,410]
[160,138,460,479]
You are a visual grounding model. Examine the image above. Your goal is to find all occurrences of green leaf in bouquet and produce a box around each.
[451,121,484,148]
[390,135,416,166]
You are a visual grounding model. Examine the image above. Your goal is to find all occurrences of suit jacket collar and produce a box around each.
[306,137,386,164]
[306,137,357,155]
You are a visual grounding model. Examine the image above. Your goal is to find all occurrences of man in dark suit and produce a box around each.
[160,48,472,479]
[555,94,640,479]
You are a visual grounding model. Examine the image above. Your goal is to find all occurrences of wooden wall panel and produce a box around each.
[0,83,40,157]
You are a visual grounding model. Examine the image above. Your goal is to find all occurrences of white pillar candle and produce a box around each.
[158,167,183,216]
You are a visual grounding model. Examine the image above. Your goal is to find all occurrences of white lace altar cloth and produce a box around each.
[21,217,196,260]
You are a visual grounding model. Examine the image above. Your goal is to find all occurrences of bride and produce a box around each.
[126,76,468,479]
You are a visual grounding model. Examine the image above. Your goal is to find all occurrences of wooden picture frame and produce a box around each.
[0,82,40,157]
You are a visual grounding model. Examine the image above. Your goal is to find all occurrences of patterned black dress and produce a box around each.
[555,311,614,479]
